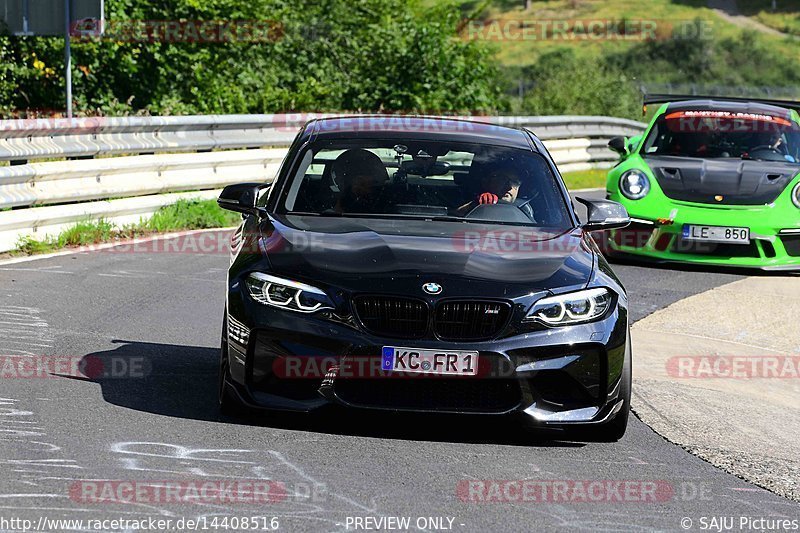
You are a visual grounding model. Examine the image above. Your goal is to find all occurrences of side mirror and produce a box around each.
[575,197,630,232]
[607,136,628,156]
[217,183,270,217]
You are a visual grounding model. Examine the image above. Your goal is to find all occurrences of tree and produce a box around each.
[519,48,641,119]
[0,0,507,116]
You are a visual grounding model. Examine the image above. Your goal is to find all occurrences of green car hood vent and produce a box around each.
[643,155,798,205]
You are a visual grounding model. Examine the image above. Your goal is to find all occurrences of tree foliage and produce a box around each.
[0,0,507,116]
[3,6,799,120]
[513,20,800,120]
[608,22,800,90]
[516,48,641,120]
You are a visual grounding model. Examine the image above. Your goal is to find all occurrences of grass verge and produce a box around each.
[10,199,241,257]
[561,168,608,190]
[738,0,800,36]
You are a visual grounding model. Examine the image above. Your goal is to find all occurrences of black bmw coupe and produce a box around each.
[217,116,633,440]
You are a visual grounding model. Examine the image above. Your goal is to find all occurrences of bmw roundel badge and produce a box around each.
[422,282,442,295]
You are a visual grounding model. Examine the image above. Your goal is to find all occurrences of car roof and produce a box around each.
[302,115,535,150]
[663,99,795,120]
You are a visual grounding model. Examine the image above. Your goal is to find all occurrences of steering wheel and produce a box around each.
[514,197,533,210]
[463,197,535,222]
[749,145,783,155]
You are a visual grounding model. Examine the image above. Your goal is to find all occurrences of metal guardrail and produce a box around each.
[0,149,286,208]
[0,114,647,252]
[0,115,298,161]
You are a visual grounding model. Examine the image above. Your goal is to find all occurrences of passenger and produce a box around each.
[331,149,390,213]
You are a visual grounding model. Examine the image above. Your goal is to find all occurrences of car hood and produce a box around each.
[643,155,799,205]
[259,215,594,297]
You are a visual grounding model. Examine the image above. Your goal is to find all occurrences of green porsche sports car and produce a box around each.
[604,95,800,271]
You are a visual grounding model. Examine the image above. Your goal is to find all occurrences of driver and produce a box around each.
[767,132,796,162]
[478,168,522,204]
[331,149,390,213]
[744,132,795,162]
[455,165,534,220]
[768,132,788,154]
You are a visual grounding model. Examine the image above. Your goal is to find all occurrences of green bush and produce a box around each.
[14,235,58,255]
[143,199,241,231]
[607,21,800,92]
[0,0,507,116]
[57,218,116,246]
[515,48,641,119]
[513,20,800,120]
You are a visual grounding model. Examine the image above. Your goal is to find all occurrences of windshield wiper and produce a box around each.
[427,216,466,223]
[287,211,342,217]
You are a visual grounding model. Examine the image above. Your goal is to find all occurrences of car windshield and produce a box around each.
[641,110,800,163]
[280,139,573,228]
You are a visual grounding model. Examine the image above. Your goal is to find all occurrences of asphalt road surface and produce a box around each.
[0,216,797,531]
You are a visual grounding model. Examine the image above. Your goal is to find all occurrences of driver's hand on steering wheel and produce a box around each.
[478,192,499,205]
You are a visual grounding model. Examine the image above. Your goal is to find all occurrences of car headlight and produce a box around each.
[619,169,651,200]
[245,272,333,313]
[792,182,800,209]
[525,288,613,326]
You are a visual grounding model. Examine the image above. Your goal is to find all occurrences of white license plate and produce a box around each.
[682,225,750,244]
[381,346,478,376]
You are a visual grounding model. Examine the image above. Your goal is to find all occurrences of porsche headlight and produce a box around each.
[245,273,333,313]
[619,169,651,200]
[792,182,800,209]
[525,288,613,326]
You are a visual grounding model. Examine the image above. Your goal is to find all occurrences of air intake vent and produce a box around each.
[334,378,521,413]
[434,301,511,341]
[353,296,429,338]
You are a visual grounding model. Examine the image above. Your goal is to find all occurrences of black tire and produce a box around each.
[602,247,635,266]
[218,310,243,416]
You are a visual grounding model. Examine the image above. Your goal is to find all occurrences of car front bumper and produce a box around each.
[604,194,800,271]
[225,288,630,428]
